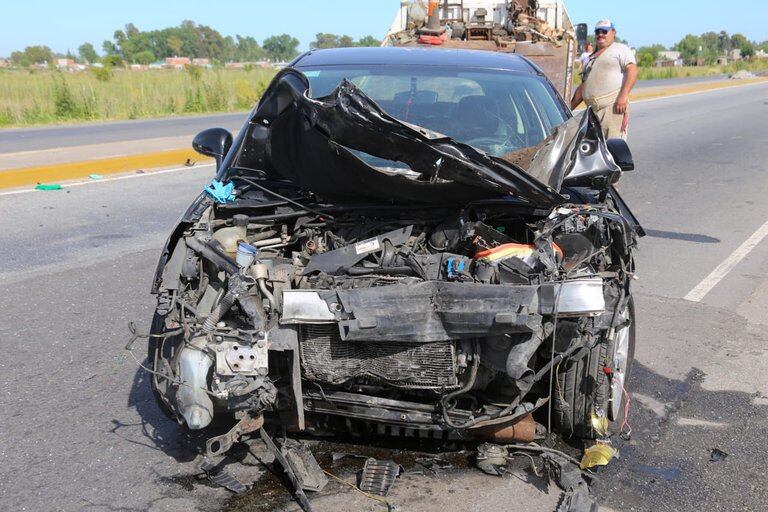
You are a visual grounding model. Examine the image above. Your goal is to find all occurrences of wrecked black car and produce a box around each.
[146,47,643,453]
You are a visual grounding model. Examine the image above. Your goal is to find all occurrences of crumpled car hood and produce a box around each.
[226,68,613,207]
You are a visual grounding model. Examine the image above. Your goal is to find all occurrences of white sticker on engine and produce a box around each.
[355,238,380,255]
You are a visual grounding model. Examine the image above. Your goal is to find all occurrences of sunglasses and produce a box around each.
[595,29,610,35]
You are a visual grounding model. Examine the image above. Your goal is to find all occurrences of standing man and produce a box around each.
[571,20,638,139]
[578,41,594,67]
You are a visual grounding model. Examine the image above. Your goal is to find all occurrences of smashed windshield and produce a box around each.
[299,65,567,160]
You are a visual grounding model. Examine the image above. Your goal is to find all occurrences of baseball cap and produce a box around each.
[595,19,615,31]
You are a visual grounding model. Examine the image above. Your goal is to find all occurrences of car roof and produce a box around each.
[292,46,539,74]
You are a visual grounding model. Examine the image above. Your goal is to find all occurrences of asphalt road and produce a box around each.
[1,82,768,512]
[0,75,734,155]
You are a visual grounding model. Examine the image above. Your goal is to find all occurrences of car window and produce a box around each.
[298,65,566,161]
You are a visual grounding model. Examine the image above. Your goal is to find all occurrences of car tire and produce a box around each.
[552,297,636,439]
[147,312,181,422]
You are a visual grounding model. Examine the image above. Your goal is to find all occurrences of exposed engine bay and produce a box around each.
[149,186,639,441]
[145,63,643,457]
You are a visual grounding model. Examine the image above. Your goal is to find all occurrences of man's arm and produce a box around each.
[614,63,638,114]
[570,83,584,110]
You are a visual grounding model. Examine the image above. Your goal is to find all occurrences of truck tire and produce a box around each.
[552,297,635,439]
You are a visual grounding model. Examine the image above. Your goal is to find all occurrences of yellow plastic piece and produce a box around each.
[580,442,618,470]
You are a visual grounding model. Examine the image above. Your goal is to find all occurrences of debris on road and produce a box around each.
[729,70,756,80]
[34,183,62,191]
[579,442,618,470]
[358,458,403,497]
[710,448,729,462]
[282,439,328,492]
[89,173,103,180]
[199,458,249,494]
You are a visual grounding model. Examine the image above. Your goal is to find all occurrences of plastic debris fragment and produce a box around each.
[710,448,728,462]
[204,179,235,203]
[199,459,248,494]
[359,458,402,496]
[35,184,63,191]
[580,442,618,470]
[89,174,103,180]
[589,410,610,439]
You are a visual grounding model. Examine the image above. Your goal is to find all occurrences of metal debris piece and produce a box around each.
[476,443,508,476]
[282,439,328,492]
[332,452,369,463]
[199,459,248,494]
[543,452,597,512]
[557,490,598,512]
[259,429,314,512]
[710,448,728,462]
[415,456,453,474]
[579,441,618,470]
[358,458,403,497]
[206,414,264,457]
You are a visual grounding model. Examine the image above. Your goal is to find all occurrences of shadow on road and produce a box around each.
[644,229,721,244]
[116,363,202,463]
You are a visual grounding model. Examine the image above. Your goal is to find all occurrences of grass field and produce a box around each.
[0,67,277,127]
[636,60,768,80]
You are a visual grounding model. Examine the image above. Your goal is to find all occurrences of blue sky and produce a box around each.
[2,0,766,56]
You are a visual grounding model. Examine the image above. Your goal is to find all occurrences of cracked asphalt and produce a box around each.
[1,82,768,511]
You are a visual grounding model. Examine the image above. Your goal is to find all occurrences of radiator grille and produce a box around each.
[299,324,458,389]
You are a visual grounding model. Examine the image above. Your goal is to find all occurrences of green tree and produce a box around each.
[102,54,124,68]
[10,45,54,66]
[234,35,266,61]
[741,42,755,59]
[338,35,355,47]
[134,50,155,65]
[166,35,184,56]
[356,35,381,47]
[102,40,119,55]
[78,43,99,63]
[263,34,299,62]
[311,33,341,49]
[675,34,706,64]
[730,33,749,51]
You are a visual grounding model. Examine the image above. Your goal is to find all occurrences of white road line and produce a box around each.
[0,163,215,198]
[685,218,768,302]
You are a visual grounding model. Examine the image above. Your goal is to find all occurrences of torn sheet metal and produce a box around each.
[226,69,566,207]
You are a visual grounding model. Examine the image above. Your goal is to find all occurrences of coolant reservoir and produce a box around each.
[213,215,248,257]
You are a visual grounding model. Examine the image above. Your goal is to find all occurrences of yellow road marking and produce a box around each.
[0,148,211,189]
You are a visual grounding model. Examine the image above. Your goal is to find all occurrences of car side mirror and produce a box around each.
[606,138,634,171]
[193,128,233,170]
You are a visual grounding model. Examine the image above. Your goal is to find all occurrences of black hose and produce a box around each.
[202,291,237,333]
[441,341,481,429]
[186,237,239,275]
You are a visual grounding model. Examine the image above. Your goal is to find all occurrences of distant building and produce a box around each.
[655,50,683,67]
[755,49,768,60]
[165,56,191,69]
[0,58,10,68]
[55,58,76,69]
[192,58,211,67]
[729,48,742,61]
[130,64,149,71]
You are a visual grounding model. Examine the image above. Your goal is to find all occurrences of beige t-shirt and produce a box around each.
[582,42,636,100]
